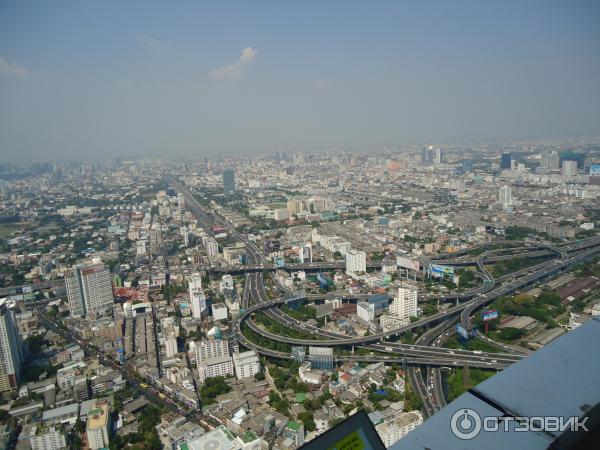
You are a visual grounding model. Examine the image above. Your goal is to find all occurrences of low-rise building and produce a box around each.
[375,411,423,447]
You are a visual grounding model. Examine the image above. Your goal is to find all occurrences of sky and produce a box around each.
[1,0,600,162]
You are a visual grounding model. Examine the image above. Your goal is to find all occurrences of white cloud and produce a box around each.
[210,47,258,80]
[314,79,332,89]
[137,34,164,52]
[0,56,29,78]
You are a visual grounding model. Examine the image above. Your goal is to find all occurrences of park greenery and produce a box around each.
[447,368,495,401]
[200,376,231,405]
[490,256,545,278]
[108,404,163,450]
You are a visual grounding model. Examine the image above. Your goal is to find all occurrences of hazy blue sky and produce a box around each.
[1,0,599,162]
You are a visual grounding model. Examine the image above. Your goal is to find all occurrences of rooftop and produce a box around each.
[287,421,302,431]
[87,404,109,430]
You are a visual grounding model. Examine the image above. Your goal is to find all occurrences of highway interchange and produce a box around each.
[170,177,600,417]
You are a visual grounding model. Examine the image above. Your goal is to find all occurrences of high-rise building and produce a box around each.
[420,147,431,164]
[188,274,206,319]
[65,261,114,319]
[298,243,313,263]
[500,153,512,170]
[197,355,234,382]
[233,350,261,380]
[357,302,375,323]
[287,198,305,214]
[561,160,578,176]
[223,169,235,196]
[541,151,560,170]
[205,237,219,257]
[193,339,230,364]
[345,249,366,274]
[389,283,418,321]
[308,346,334,371]
[0,299,23,393]
[499,185,512,208]
[433,147,442,165]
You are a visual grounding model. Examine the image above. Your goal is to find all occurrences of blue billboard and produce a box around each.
[429,264,455,278]
[590,164,600,177]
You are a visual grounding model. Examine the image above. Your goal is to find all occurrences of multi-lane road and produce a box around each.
[169,176,600,413]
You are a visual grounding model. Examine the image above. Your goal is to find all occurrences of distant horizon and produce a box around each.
[2,132,600,165]
[1,1,599,163]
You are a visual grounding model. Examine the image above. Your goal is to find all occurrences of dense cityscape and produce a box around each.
[2,1,600,448]
[0,139,600,449]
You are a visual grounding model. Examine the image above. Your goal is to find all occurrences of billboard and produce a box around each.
[590,164,600,177]
[482,309,499,321]
[396,256,420,271]
[429,264,454,278]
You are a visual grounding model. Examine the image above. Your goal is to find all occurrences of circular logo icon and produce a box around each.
[451,408,482,440]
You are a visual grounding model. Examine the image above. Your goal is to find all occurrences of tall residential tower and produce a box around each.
[65,261,114,318]
[0,299,24,392]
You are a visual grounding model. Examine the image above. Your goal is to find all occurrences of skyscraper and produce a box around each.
[433,147,442,165]
[499,185,512,208]
[0,298,24,393]
[188,274,206,319]
[223,169,235,196]
[500,153,512,170]
[345,249,366,274]
[65,261,114,318]
[389,283,418,320]
[420,147,432,164]
[541,151,560,170]
[561,160,578,176]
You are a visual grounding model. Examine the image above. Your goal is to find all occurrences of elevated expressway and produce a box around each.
[169,176,600,412]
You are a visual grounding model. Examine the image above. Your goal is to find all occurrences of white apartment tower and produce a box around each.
[390,283,418,321]
[197,356,234,382]
[194,339,230,364]
[233,350,261,380]
[346,250,367,274]
[194,339,233,382]
[434,147,442,165]
[0,299,23,393]
[205,238,219,257]
[65,261,114,318]
[499,185,512,208]
[561,160,578,177]
[357,302,375,323]
[188,274,206,319]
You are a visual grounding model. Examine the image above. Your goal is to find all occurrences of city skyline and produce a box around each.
[1,1,600,163]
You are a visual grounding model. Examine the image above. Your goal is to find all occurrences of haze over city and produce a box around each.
[2,2,600,450]
[1,0,600,162]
